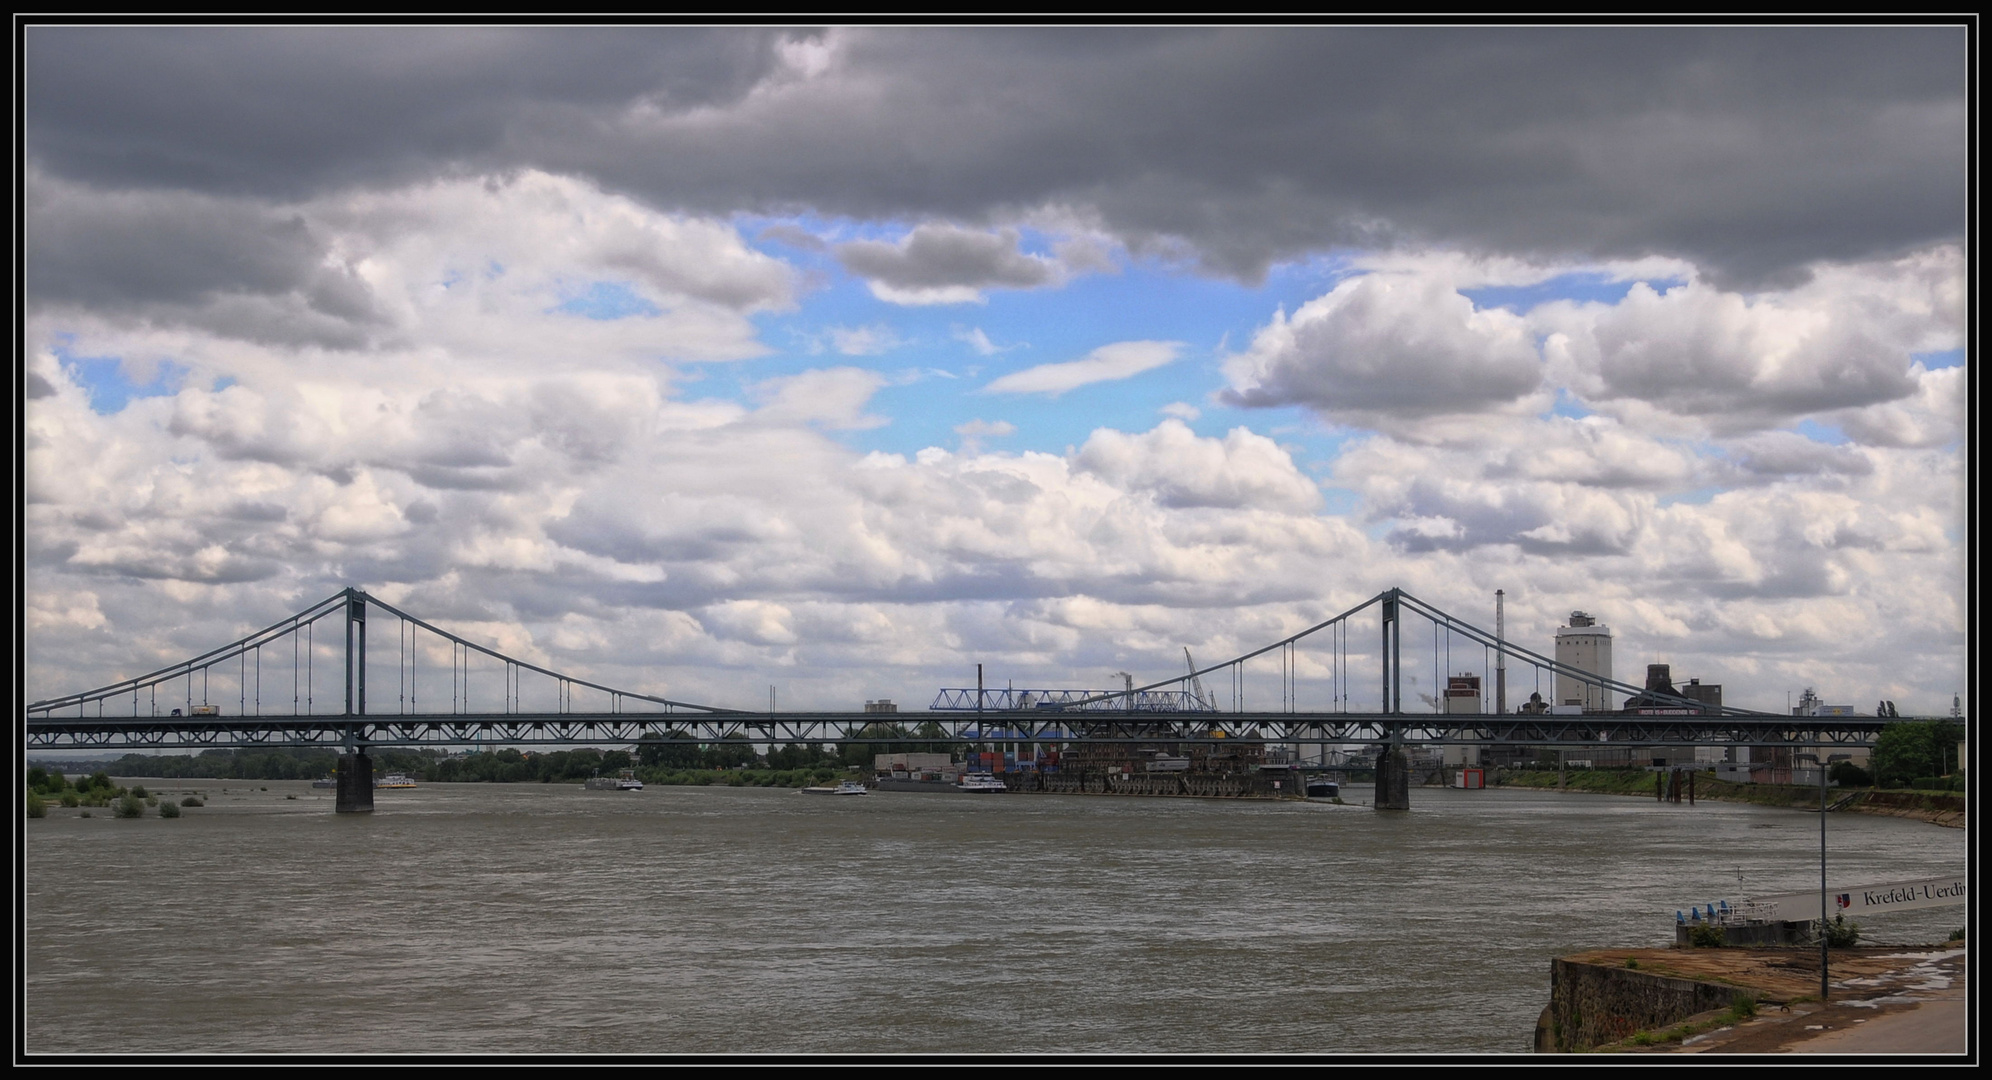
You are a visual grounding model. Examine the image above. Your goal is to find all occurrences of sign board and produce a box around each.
[1750,875,1967,923]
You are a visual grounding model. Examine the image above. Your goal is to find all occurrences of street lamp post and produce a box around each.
[1819,742,1829,1002]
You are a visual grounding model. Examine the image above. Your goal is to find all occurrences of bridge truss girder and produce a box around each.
[24,710,1903,752]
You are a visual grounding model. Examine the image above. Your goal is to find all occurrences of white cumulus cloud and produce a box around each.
[983,340,1181,396]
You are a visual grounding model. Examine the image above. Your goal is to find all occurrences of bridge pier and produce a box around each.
[335,750,373,813]
[1374,746,1411,810]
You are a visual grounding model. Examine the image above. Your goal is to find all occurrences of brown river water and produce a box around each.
[22,780,1967,1055]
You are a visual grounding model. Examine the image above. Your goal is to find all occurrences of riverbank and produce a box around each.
[1539,940,1967,1054]
[1497,770,1964,827]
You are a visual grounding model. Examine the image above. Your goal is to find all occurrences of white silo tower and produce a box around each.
[1555,610,1614,712]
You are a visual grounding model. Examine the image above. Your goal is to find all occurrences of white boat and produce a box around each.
[800,780,870,795]
[616,775,644,791]
[956,774,1008,793]
[374,774,417,790]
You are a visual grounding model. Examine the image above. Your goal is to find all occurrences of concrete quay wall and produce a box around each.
[1538,957,1737,1052]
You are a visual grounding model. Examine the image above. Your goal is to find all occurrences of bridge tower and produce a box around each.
[1375,589,1410,808]
[337,590,373,813]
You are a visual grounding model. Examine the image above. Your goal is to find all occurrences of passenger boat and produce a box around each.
[800,780,870,795]
[374,774,417,790]
[956,774,1008,793]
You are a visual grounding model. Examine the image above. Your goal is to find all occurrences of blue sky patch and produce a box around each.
[1464,271,1679,313]
[1913,348,1964,370]
[1794,419,1849,446]
[555,281,662,320]
[722,252,1385,461]
[1546,388,1594,420]
[1657,485,1724,507]
[58,348,188,415]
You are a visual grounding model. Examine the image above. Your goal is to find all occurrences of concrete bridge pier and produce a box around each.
[1374,745,1411,810]
[335,750,374,813]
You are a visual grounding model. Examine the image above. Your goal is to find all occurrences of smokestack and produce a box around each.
[1495,589,1507,715]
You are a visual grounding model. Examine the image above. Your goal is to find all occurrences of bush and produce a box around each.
[1828,760,1872,787]
[114,794,145,819]
[157,800,181,818]
[180,796,203,807]
[1825,915,1861,948]
[131,785,149,799]
[1730,991,1758,1019]
[1949,927,1966,941]
[80,810,92,818]
[27,792,48,818]
[1688,924,1726,948]
[60,790,80,808]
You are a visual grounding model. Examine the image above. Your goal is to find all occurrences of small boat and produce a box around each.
[374,774,417,790]
[800,780,870,795]
[311,776,336,789]
[1305,777,1340,799]
[585,769,645,791]
[956,774,1008,793]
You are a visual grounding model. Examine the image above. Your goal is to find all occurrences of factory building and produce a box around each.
[1620,663,1705,767]
[1442,674,1482,767]
[1555,611,1614,712]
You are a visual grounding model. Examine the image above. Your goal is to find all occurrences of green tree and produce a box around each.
[1828,760,1872,787]
[702,734,759,769]
[1871,721,1962,787]
[637,730,702,769]
[838,722,912,768]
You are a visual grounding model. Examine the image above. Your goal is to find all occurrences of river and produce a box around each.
[22,780,1967,1054]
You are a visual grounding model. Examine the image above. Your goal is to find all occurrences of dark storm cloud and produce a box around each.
[26,177,383,345]
[26,26,1966,290]
[837,225,1057,291]
[23,26,794,196]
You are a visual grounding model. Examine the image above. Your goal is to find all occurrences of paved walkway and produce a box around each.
[1670,947,1968,1055]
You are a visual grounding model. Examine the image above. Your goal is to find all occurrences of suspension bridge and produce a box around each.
[26,586,1923,810]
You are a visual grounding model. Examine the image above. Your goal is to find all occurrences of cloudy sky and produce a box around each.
[21,26,1970,717]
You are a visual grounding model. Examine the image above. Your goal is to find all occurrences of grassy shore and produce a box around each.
[1496,769,1963,824]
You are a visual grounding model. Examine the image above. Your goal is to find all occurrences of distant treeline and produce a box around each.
[72,747,443,781]
[59,744,854,785]
[36,720,1035,786]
